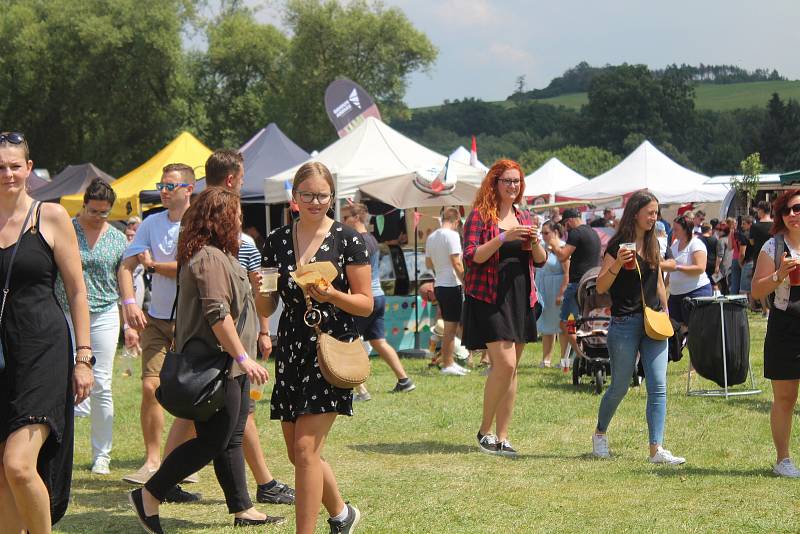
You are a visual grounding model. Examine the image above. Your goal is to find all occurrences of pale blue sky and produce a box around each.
[251,0,800,107]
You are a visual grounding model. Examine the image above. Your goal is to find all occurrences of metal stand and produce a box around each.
[686,295,761,398]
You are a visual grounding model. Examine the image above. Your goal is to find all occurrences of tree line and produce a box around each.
[394,64,800,177]
[1,0,436,175]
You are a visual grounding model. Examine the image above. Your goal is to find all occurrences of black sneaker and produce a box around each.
[497,439,518,457]
[163,484,202,504]
[390,379,416,393]
[128,488,164,534]
[477,432,500,455]
[328,503,361,534]
[256,480,295,504]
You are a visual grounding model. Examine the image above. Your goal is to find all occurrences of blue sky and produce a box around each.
[252,0,800,108]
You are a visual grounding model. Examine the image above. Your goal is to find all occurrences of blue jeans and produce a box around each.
[728,261,742,295]
[596,314,668,445]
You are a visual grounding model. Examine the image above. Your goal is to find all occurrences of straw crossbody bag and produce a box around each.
[293,224,370,389]
[635,258,674,341]
[0,202,36,374]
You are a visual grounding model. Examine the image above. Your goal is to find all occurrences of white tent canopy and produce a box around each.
[556,141,728,204]
[449,145,489,172]
[524,158,587,200]
[263,117,486,204]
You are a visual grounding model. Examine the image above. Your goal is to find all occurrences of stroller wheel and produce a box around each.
[594,368,604,395]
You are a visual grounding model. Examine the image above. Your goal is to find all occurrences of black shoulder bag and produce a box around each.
[155,271,246,422]
[0,202,37,374]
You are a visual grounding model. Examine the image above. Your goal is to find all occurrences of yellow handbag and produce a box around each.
[635,259,674,341]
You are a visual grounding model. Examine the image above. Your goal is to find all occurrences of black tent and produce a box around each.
[139,123,309,205]
[31,163,114,202]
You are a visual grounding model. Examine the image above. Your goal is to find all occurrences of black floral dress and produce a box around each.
[263,222,369,422]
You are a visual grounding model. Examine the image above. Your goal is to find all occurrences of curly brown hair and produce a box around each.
[177,187,241,265]
[471,159,524,224]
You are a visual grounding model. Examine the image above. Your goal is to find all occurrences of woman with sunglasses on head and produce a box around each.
[54,179,128,476]
[462,159,547,457]
[751,191,800,477]
[667,215,712,330]
[256,162,372,534]
[0,132,93,532]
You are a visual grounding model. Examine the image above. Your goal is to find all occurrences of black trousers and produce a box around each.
[146,375,252,513]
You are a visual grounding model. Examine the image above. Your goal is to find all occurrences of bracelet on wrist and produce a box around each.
[76,345,92,352]
[499,232,506,243]
[235,353,249,364]
[123,298,136,306]
[258,332,271,338]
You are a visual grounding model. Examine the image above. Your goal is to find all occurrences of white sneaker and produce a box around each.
[440,364,466,376]
[452,362,471,373]
[91,457,110,475]
[774,458,800,478]
[592,433,611,459]
[649,447,686,465]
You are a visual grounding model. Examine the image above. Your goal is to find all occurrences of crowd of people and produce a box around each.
[2,131,800,534]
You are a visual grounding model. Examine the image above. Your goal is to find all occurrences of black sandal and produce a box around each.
[128,488,164,534]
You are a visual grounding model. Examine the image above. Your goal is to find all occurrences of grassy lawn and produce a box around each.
[56,313,800,533]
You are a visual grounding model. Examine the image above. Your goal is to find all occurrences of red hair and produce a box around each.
[177,187,241,265]
[771,189,800,235]
[471,159,524,223]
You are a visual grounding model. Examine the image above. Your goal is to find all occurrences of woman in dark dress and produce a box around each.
[257,162,372,534]
[0,132,93,533]
[751,190,800,477]
[462,159,547,457]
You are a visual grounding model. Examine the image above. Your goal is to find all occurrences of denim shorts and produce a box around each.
[739,261,754,292]
[559,282,581,321]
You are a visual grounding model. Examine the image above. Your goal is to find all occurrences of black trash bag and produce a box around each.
[668,317,684,362]
[686,298,750,387]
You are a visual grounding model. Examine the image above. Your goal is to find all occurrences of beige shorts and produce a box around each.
[141,314,175,379]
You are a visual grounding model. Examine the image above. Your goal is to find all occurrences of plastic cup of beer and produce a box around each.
[790,252,800,286]
[621,243,637,270]
[521,225,533,251]
[259,267,279,293]
[250,380,265,401]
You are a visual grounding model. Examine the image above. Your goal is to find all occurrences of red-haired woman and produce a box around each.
[462,159,547,456]
[752,189,800,478]
[129,188,278,532]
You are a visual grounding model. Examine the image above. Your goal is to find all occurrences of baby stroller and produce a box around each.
[570,268,642,394]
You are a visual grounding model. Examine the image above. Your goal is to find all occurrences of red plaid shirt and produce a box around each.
[462,207,538,308]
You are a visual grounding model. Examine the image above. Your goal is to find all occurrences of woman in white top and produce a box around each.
[667,215,712,326]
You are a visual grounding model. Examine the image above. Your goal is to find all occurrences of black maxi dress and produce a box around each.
[0,203,74,524]
[263,222,369,422]
[462,238,538,349]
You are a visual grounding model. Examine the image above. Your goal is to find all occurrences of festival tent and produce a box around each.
[60,132,211,220]
[523,158,587,202]
[262,117,486,204]
[449,146,489,172]
[32,163,114,202]
[26,172,50,193]
[556,141,727,204]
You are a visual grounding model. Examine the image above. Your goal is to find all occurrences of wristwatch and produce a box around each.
[146,265,156,274]
[75,354,96,368]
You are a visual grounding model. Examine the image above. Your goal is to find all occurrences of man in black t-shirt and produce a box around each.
[749,200,774,313]
[548,208,601,361]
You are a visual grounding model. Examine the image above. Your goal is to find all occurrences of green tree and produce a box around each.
[732,152,762,213]
[518,145,620,178]
[0,0,199,174]
[280,0,437,149]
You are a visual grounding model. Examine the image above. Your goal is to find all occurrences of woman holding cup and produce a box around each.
[666,215,712,328]
[751,190,800,477]
[592,190,684,464]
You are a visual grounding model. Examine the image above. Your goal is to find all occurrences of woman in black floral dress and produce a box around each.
[258,162,372,534]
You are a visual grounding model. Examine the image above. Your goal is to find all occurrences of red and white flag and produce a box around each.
[470,135,478,168]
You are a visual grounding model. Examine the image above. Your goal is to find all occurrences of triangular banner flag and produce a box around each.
[375,214,385,235]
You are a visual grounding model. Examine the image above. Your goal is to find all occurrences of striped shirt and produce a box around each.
[238,234,261,272]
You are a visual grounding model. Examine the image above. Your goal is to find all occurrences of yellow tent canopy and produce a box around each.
[60,131,212,220]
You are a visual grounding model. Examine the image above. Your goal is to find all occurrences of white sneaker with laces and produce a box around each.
[649,446,686,465]
[592,433,610,459]
[440,365,466,376]
[91,457,110,475]
[452,362,471,373]
[774,458,800,478]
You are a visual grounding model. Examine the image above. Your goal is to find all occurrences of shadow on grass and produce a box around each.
[348,441,579,460]
[651,465,770,478]
[57,510,206,533]
[726,396,772,414]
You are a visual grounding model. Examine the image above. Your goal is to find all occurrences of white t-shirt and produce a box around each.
[425,228,462,287]
[761,237,799,312]
[123,211,181,319]
[669,237,711,295]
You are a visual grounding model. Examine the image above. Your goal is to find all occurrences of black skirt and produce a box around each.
[764,306,800,380]
[462,240,537,350]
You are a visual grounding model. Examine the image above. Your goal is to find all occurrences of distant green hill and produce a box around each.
[532,81,800,111]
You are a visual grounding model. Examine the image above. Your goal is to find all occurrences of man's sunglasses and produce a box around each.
[156,182,190,192]
[783,203,800,216]
[0,132,25,145]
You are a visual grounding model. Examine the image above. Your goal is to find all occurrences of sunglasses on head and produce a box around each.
[0,132,24,145]
[783,203,800,216]
[156,182,190,192]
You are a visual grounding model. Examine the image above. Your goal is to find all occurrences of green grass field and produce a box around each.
[56,314,800,533]
[530,81,800,111]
